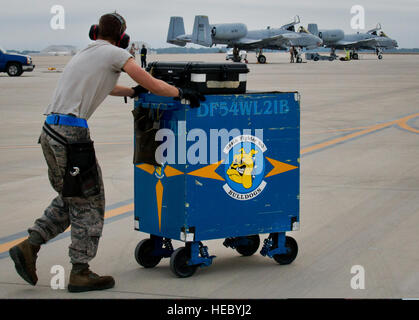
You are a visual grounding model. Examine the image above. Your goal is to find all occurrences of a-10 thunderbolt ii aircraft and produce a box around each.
[167,15,322,63]
[307,23,398,60]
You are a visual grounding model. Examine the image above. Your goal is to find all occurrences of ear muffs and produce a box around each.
[89,24,99,41]
[118,32,130,49]
[89,13,130,49]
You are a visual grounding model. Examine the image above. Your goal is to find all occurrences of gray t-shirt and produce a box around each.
[44,40,132,119]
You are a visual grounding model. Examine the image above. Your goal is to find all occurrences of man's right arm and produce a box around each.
[123,58,179,97]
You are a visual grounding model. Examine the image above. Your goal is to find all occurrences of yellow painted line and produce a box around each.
[0,237,28,254]
[301,113,419,155]
[0,203,134,255]
[396,113,419,134]
[104,203,134,219]
[301,121,394,154]
[303,126,372,135]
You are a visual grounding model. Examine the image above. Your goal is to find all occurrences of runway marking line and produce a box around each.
[0,203,134,255]
[301,113,419,155]
[0,113,417,256]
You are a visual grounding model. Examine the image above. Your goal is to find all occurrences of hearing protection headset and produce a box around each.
[89,13,130,49]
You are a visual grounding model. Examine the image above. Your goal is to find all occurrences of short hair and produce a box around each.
[98,13,126,43]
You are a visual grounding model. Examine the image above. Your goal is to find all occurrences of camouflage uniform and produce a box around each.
[29,125,105,264]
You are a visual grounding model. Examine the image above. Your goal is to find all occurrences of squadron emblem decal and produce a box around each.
[223,135,267,200]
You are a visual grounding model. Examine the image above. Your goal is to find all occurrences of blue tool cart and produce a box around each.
[133,92,300,277]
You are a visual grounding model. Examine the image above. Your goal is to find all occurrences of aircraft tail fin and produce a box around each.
[167,16,187,46]
[308,24,319,36]
[192,15,212,47]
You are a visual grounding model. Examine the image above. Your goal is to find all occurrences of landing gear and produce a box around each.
[232,47,242,62]
[257,49,267,64]
[376,48,383,60]
[350,50,359,60]
[295,47,303,63]
[330,48,337,61]
[257,55,267,64]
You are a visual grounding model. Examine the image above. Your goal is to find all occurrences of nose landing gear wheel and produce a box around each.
[170,247,198,278]
[135,239,162,268]
[236,235,260,256]
[296,57,302,63]
[257,55,267,64]
[378,54,383,60]
[273,236,298,265]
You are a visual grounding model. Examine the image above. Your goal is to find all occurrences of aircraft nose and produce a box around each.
[315,36,323,46]
[393,40,398,47]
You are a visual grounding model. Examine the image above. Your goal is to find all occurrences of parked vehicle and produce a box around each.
[0,47,35,77]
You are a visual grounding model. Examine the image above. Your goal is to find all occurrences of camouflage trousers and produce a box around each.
[29,124,105,264]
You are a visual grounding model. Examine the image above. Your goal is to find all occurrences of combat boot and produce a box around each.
[68,266,115,293]
[9,239,40,286]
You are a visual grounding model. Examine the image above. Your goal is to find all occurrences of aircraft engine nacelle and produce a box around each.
[318,30,344,42]
[211,23,248,41]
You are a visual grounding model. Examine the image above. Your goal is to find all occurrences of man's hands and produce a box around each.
[130,85,148,98]
[176,87,206,108]
[127,86,205,108]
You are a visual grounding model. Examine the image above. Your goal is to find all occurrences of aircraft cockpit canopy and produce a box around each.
[298,26,309,34]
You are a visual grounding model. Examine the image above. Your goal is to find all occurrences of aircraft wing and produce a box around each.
[333,38,379,49]
[234,33,300,49]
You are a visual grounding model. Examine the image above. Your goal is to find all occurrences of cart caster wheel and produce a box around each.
[236,235,260,256]
[135,239,162,268]
[170,247,198,278]
[273,236,298,265]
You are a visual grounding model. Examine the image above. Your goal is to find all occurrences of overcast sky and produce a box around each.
[0,0,418,51]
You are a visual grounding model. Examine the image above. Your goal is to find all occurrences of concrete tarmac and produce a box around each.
[0,52,418,298]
